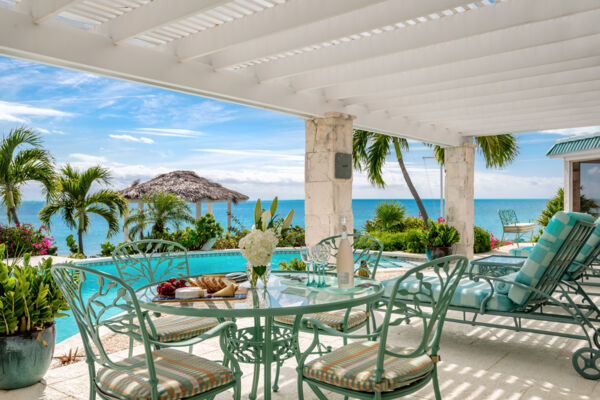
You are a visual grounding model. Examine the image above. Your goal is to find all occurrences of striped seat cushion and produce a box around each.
[509,247,533,258]
[151,315,220,343]
[303,341,434,392]
[566,217,600,279]
[274,310,369,331]
[96,348,233,399]
[503,223,536,233]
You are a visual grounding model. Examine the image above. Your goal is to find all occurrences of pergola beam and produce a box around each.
[209,0,468,70]
[173,0,380,62]
[386,79,600,116]
[358,59,600,111]
[465,112,600,136]
[98,0,230,44]
[254,0,600,82]
[0,7,464,147]
[19,0,84,23]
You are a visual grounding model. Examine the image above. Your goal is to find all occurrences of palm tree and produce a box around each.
[39,165,127,255]
[428,135,519,168]
[124,191,194,239]
[0,126,55,225]
[353,131,519,226]
[353,130,431,225]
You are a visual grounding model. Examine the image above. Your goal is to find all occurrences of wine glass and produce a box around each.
[300,248,314,286]
[311,244,330,287]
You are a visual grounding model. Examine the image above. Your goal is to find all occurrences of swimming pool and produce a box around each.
[56,249,416,343]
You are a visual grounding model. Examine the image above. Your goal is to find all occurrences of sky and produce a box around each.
[0,55,597,201]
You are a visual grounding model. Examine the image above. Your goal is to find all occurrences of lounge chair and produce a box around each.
[499,208,536,246]
[381,211,600,379]
[51,263,242,400]
[296,255,469,400]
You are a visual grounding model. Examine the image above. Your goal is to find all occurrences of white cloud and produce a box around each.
[68,153,107,165]
[195,148,304,162]
[120,128,206,138]
[109,134,154,144]
[540,126,600,136]
[0,100,72,123]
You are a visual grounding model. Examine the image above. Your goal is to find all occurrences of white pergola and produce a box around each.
[1,0,600,256]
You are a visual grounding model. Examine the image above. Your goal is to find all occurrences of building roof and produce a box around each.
[546,132,600,157]
[2,1,600,145]
[119,170,249,204]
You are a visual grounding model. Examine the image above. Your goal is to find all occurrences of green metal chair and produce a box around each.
[498,209,536,247]
[112,239,222,356]
[51,263,242,400]
[271,234,382,390]
[296,255,469,400]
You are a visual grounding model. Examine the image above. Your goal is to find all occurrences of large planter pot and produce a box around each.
[0,323,56,389]
[426,246,452,261]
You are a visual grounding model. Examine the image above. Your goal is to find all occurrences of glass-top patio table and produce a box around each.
[135,271,384,400]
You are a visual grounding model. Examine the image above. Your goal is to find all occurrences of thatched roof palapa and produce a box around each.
[119,170,249,204]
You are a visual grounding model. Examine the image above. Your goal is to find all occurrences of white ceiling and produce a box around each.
[1,0,599,145]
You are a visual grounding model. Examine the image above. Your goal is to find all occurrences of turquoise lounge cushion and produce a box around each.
[493,272,518,295]
[508,211,596,305]
[383,275,517,312]
[509,247,533,257]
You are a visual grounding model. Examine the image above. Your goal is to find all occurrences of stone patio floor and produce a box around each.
[3,302,600,400]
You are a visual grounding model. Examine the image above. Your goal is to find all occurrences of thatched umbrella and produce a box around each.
[119,170,248,238]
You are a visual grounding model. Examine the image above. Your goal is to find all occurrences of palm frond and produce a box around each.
[475,134,519,168]
[352,130,371,171]
[366,133,391,188]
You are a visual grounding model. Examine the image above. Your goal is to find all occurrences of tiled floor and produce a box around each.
[3,304,600,400]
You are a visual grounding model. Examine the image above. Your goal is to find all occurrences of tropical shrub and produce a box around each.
[0,224,57,258]
[278,257,306,271]
[277,225,305,247]
[355,229,424,253]
[370,201,407,232]
[0,246,69,336]
[421,221,460,248]
[213,230,249,250]
[64,234,85,258]
[403,216,425,230]
[161,214,224,251]
[100,241,116,257]
[474,226,492,253]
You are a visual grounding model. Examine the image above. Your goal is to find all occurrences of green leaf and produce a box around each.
[254,199,262,225]
[270,196,278,216]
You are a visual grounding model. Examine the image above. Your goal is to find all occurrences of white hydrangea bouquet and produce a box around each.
[240,197,294,287]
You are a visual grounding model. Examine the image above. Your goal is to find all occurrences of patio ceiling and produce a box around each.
[1,0,600,146]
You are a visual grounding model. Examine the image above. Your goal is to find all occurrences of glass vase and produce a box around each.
[246,262,271,288]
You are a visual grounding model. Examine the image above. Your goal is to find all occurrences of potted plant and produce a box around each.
[421,219,461,260]
[0,245,69,389]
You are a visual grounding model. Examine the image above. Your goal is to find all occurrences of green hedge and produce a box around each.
[357,229,425,253]
[474,226,492,253]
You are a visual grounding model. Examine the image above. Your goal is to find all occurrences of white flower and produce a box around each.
[239,228,278,266]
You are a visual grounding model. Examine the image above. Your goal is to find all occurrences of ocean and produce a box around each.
[0,199,548,256]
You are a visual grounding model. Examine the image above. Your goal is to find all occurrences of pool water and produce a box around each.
[56,250,415,343]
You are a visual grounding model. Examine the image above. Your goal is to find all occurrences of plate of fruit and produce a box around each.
[156,277,188,297]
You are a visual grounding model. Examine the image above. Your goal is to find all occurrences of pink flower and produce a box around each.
[418,212,422,218]
[437,217,446,223]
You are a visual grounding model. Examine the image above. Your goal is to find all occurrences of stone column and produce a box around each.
[305,112,355,246]
[207,202,213,215]
[227,201,232,229]
[444,142,475,258]
[195,201,202,219]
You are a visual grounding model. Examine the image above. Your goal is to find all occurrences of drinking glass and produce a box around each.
[300,248,314,286]
[311,244,330,288]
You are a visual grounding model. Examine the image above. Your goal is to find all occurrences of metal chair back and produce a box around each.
[521,220,596,311]
[317,233,383,279]
[51,263,160,391]
[376,255,469,382]
[112,239,190,287]
[498,209,518,226]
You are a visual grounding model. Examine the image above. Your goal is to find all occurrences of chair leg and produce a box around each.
[249,361,260,400]
[432,366,442,400]
[297,370,305,400]
[128,336,134,358]
[273,359,283,391]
